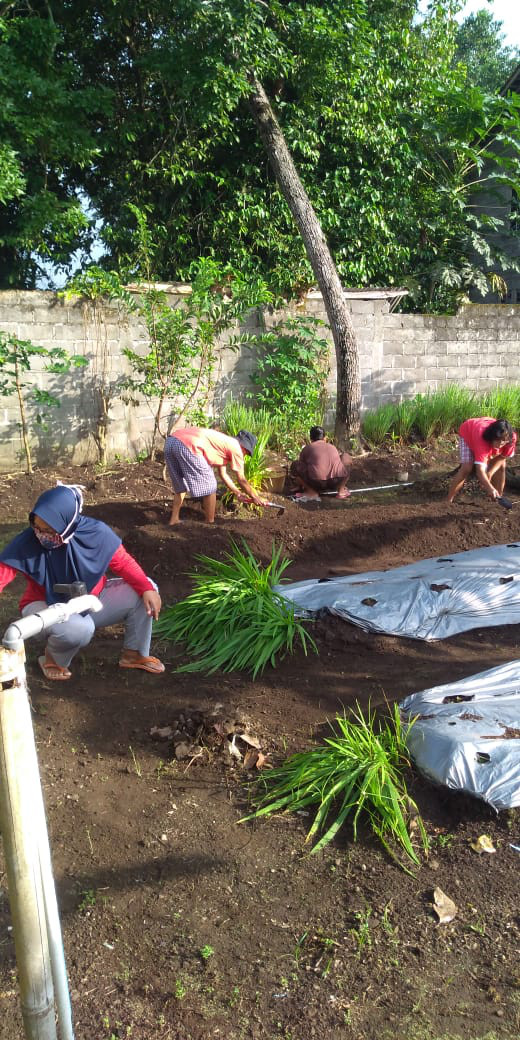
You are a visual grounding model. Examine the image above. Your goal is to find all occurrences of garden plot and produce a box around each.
[277,542,520,640]
[400,659,520,810]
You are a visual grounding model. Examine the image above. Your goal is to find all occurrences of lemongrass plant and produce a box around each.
[221,397,275,441]
[154,541,317,678]
[242,703,428,871]
[244,430,270,493]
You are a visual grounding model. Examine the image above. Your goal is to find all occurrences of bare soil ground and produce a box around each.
[1,440,520,1040]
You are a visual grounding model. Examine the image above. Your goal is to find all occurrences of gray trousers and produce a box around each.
[23,578,157,668]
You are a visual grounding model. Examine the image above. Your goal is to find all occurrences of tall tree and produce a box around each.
[0,3,109,286]
[454,8,520,93]
[248,77,360,439]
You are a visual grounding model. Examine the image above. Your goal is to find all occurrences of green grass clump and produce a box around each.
[221,397,275,441]
[361,403,397,447]
[154,541,316,678]
[361,384,520,447]
[242,703,428,870]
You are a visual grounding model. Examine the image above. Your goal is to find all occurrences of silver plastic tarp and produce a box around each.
[400,661,520,809]
[276,542,520,641]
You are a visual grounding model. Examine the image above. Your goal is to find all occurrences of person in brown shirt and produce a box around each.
[289,426,351,500]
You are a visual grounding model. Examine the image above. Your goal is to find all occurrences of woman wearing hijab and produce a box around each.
[0,483,164,680]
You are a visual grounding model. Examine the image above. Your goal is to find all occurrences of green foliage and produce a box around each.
[361,386,520,447]
[0,331,88,472]
[0,10,109,286]
[243,431,271,493]
[242,703,428,870]
[66,225,272,458]
[154,541,317,678]
[361,403,397,448]
[248,315,330,452]
[454,9,520,93]
[481,386,520,426]
[2,2,520,311]
[221,397,275,442]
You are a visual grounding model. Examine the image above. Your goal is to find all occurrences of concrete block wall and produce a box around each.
[362,304,520,409]
[0,289,519,471]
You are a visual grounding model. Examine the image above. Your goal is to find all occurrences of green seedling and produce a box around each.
[174,977,187,1001]
[435,832,454,849]
[200,944,214,962]
[128,746,142,778]
[242,702,428,869]
[78,889,96,913]
[351,908,372,958]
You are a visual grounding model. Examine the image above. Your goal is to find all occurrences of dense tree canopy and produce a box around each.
[1,0,520,309]
[0,5,110,286]
[454,8,520,93]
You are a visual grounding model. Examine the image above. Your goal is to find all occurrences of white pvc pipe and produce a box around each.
[2,595,103,650]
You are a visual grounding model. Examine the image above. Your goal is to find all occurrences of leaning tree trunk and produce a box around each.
[248,76,361,444]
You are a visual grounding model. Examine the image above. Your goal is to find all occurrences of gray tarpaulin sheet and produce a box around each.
[276,543,520,641]
[400,661,520,809]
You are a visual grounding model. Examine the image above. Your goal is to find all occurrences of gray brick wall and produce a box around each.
[0,290,519,471]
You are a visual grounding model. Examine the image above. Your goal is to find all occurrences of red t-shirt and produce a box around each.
[459,418,517,465]
[0,544,154,611]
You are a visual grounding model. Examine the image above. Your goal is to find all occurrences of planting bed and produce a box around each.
[1,441,520,1040]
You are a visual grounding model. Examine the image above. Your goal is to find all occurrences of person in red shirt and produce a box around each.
[0,483,164,680]
[447,418,517,504]
[164,426,268,524]
[289,426,351,500]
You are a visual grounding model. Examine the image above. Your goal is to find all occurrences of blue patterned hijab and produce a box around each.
[0,484,121,604]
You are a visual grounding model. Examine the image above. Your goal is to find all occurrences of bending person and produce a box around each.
[0,483,164,680]
[164,426,267,524]
[447,418,517,504]
[289,426,351,500]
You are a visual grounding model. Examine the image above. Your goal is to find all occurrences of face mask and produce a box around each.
[33,529,63,550]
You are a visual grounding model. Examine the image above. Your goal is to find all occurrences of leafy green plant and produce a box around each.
[242,703,428,870]
[199,945,214,962]
[173,978,187,1001]
[248,315,330,453]
[67,211,272,459]
[78,889,96,913]
[221,397,275,442]
[481,385,520,427]
[0,331,88,473]
[351,908,372,958]
[361,403,397,447]
[243,431,271,493]
[360,385,508,447]
[154,541,316,678]
[392,400,417,443]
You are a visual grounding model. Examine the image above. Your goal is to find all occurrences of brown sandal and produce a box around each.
[119,652,165,674]
[38,655,72,681]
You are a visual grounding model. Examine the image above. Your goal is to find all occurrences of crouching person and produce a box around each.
[447,418,517,504]
[290,426,351,500]
[0,483,164,680]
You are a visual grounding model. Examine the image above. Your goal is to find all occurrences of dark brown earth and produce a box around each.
[1,441,520,1040]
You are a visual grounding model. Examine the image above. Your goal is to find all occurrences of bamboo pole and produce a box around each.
[0,645,57,1039]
